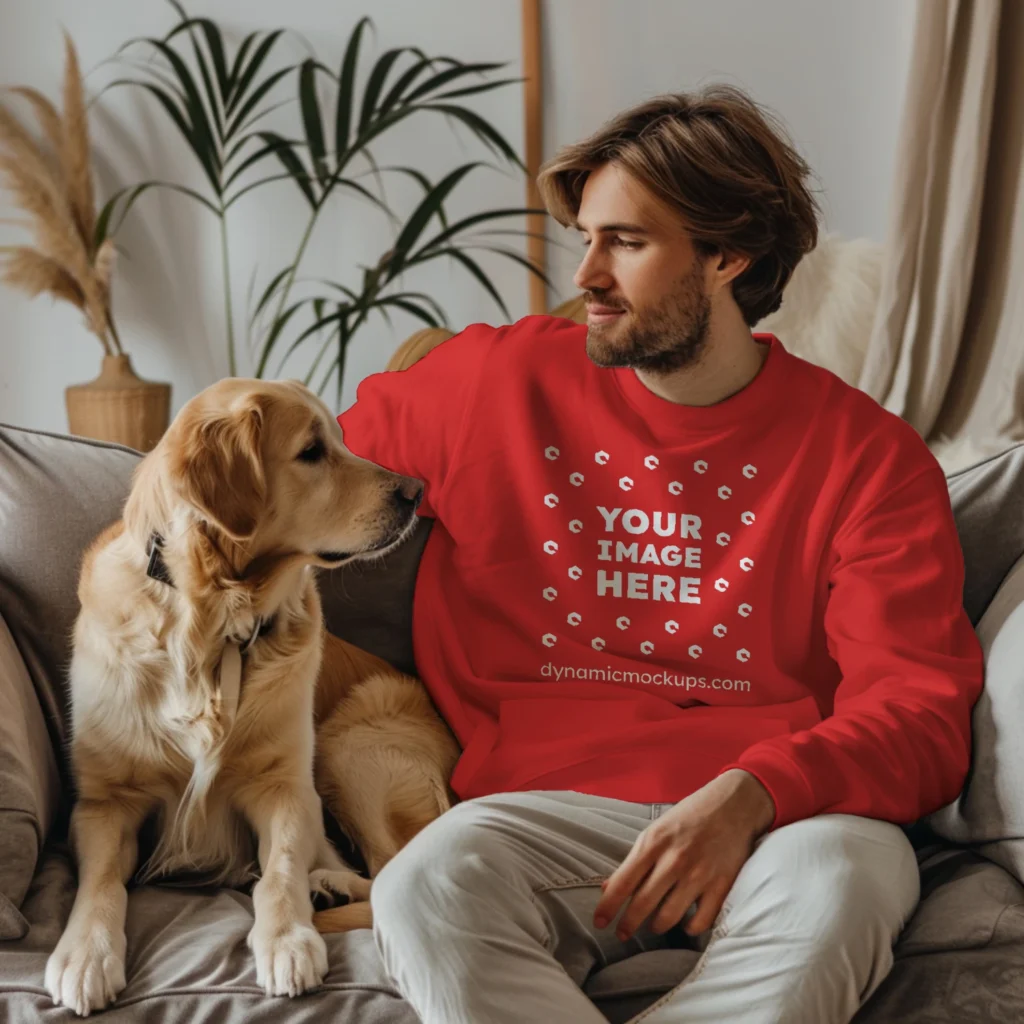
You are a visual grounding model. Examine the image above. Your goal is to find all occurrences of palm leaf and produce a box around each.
[139,37,222,194]
[228,96,296,141]
[383,288,448,323]
[251,264,295,322]
[224,67,293,138]
[94,180,219,249]
[298,60,328,186]
[311,279,360,303]
[414,207,544,258]
[226,31,259,103]
[377,54,450,116]
[357,47,406,135]
[256,131,316,206]
[332,175,393,218]
[223,171,304,210]
[375,294,441,328]
[389,162,481,269]
[437,246,512,321]
[370,164,448,229]
[422,103,523,168]
[255,296,309,376]
[462,242,554,288]
[304,316,345,388]
[226,31,284,117]
[275,304,350,375]
[223,130,299,190]
[404,61,505,103]
[165,8,224,142]
[106,75,190,139]
[165,6,231,101]
[433,77,523,101]
[335,17,370,156]
[277,304,348,366]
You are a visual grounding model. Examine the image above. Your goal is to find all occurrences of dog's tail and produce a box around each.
[313,901,374,933]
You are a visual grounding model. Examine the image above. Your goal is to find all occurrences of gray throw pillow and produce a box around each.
[0,425,142,767]
[0,612,61,938]
[928,551,1024,879]
[946,441,1024,624]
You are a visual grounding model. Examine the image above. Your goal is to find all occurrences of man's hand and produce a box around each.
[594,769,775,941]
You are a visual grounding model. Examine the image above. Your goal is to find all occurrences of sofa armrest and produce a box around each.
[0,611,61,939]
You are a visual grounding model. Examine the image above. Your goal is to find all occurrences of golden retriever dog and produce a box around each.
[45,378,458,1016]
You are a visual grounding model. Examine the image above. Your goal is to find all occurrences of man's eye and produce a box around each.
[297,439,326,463]
[615,237,642,249]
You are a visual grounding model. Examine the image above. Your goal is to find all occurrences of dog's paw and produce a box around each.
[248,922,328,997]
[45,927,126,1016]
[308,867,371,911]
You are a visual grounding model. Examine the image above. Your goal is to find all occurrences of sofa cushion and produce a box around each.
[854,849,1024,1022]
[928,551,1024,878]
[0,425,141,761]
[0,844,421,1023]
[0,614,61,940]
[946,441,1024,625]
[319,518,432,677]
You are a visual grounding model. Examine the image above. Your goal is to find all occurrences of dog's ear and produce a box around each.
[176,398,266,540]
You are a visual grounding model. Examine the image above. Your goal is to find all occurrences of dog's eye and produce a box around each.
[297,439,326,463]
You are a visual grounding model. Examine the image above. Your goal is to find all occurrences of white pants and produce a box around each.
[371,791,920,1023]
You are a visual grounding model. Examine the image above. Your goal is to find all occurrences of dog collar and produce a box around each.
[145,532,174,587]
[145,531,275,652]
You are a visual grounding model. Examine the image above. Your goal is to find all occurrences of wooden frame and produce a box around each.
[521,0,547,314]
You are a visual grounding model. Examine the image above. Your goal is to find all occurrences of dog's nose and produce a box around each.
[392,477,424,512]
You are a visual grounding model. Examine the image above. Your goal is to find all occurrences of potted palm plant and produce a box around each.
[115,4,548,403]
[0,34,170,452]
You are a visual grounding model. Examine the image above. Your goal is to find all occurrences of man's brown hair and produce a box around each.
[537,86,820,325]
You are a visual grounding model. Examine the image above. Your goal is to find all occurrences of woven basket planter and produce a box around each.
[65,354,170,453]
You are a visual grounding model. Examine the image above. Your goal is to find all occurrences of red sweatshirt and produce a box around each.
[338,315,983,829]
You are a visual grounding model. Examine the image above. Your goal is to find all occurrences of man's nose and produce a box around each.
[574,245,614,293]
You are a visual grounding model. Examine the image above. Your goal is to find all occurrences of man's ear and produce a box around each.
[714,250,752,288]
[174,398,266,541]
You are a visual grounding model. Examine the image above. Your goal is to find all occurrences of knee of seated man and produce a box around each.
[371,798,520,926]
[734,814,920,939]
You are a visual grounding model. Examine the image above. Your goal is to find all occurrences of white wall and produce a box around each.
[0,0,915,434]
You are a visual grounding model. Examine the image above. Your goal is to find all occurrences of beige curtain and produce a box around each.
[860,0,1024,451]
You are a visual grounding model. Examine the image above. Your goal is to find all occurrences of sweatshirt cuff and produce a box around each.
[721,749,820,830]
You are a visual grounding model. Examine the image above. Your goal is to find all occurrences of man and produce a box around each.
[337,86,983,1023]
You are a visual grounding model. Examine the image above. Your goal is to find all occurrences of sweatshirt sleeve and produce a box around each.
[727,464,984,830]
[336,323,494,516]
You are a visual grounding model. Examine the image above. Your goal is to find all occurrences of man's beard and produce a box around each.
[585,261,711,373]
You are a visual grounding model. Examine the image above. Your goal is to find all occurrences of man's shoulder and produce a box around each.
[782,344,935,471]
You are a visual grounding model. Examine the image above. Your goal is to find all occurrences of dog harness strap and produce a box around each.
[218,642,242,728]
[237,616,275,654]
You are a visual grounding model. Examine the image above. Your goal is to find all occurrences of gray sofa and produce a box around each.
[2,420,1024,1023]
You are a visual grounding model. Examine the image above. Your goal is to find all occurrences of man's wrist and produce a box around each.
[722,768,776,837]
